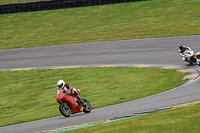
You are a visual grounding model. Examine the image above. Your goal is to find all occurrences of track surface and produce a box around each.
[0,35,200,133]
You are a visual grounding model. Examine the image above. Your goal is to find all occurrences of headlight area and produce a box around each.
[57,99,62,104]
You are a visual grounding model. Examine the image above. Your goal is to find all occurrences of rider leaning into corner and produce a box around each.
[57,80,85,106]
[178,45,192,61]
[179,44,200,67]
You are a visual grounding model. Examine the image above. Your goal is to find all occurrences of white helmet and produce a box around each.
[57,80,65,89]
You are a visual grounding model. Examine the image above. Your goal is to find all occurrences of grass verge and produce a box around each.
[0,0,200,49]
[65,103,200,133]
[0,0,46,5]
[0,67,185,127]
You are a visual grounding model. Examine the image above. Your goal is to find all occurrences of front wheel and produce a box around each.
[198,63,200,68]
[189,61,193,65]
[59,102,72,117]
[82,99,92,113]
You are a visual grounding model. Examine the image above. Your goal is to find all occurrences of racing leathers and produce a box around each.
[57,83,85,106]
[179,45,192,61]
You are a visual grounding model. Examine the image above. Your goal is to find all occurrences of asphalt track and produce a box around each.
[0,35,200,133]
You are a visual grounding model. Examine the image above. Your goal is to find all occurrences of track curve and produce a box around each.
[0,35,200,133]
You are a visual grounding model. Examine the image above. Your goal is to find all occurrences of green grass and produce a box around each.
[65,104,200,133]
[0,0,47,5]
[0,67,185,127]
[0,0,200,49]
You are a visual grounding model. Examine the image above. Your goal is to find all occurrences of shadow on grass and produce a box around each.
[0,0,150,14]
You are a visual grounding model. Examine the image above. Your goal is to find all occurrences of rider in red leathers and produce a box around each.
[57,80,85,106]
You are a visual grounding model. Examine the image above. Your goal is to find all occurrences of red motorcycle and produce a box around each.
[56,89,92,117]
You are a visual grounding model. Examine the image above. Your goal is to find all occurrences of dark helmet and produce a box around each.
[179,45,183,49]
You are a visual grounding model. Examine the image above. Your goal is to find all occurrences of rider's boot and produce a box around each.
[77,96,86,106]
[74,91,86,106]
[182,56,186,61]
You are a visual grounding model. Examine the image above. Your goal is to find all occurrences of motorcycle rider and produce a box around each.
[196,52,200,67]
[178,45,192,61]
[57,80,85,106]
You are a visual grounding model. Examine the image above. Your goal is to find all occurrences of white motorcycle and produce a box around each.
[197,59,200,68]
[183,50,197,64]
[196,52,200,68]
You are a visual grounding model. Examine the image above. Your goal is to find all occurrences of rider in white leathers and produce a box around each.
[179,45,192,61]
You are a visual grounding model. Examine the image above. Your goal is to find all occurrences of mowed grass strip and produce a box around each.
[0,0,45,5]
[0,67,184,127]
[0,0,200,49]
[65,104,200,133]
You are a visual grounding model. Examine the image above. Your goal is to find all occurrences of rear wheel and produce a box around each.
[189,61,193,65]
[82,99,92,113]
[59,102,72,117]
